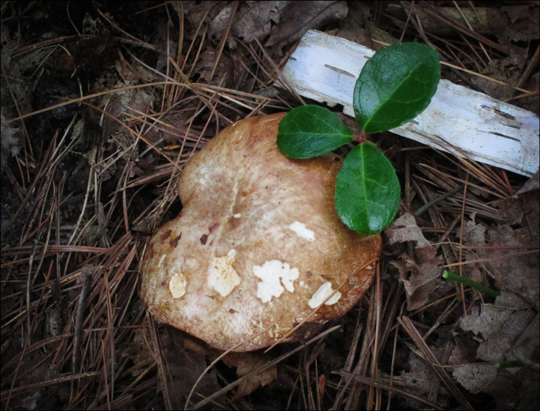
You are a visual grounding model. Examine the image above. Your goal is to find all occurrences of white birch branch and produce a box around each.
[282,30,539,177]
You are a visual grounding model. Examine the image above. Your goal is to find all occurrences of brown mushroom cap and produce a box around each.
[140,113,381,351]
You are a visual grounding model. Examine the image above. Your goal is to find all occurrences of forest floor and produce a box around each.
[1,1,538,410]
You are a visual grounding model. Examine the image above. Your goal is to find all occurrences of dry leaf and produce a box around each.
[476,57,523,100]
[397,347,450,409]
[453,294,537,409]
[232,1,291,43]
[387,214,442,310]
[401,350,436,394]
[493,6,540,42]
[481,369,519,410]
[161,327,226,408]
[386,213,431,248]
[462,220,487,247]
[193,46,235,85]
[329,2,394,51]
[265,1,348,51]
[515,171,539,196]
[122,328,152,376]
[452,363,497,394]
[223,352,278,401]
[521,72,539,116]
[486,224,539,309]
[180,1,223,34]
[465,188,540,310]
[493,189,539,245]
[512,313,539,370]
[448,333,478,366]
[460,220,491,285]
[20,392,41,411]
[459,293,534,363]
[145,110,206,145]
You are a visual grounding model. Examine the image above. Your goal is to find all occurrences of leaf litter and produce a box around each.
[386,213,443,311]
[1,1,539,410]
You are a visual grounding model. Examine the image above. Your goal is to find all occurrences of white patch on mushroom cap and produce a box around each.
[233,213,241,218]
[253,260,299,303]
[289,221,315,242]
[308,282,342,308]
[169,273,188,299]
[207,249,241,297]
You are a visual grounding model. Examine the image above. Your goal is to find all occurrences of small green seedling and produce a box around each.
[442,270,501,297]
[278,43,440,235]
[495,361,524,369]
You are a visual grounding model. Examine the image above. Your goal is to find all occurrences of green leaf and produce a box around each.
[335,142,400,235]
[277,105,354,159]
[354,43,440,134]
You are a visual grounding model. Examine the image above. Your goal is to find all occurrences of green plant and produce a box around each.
[495,361,523,369]
[278,43,440,235]
[442,270,501,297]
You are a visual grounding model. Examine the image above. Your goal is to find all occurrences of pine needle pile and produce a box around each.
[1,2,538,410]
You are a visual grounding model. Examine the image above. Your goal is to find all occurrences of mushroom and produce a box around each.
[140,113,381,351]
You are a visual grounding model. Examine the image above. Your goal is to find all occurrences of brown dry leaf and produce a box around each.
[397,347,450,409]
[232,1,291,43]
[481,189,540,310]
[455,364,537,410]
[0,119,22,176]
[480,369,520,410]
[145,110,203,145]
[521,71,539,116]
[493,189,539,245]
[454,293,537,408]
[400,348,437,395]
[448,332,478,366]
[462,220,487,247]
[452,363,497,394]
[387,214,442,310]
[223,352,278,401]
[476,57,523,100]
[515,170,539,196]
[122,328,153,377]
[328,2,395,51]
[459,292,534,363]
[160,327,226,408]
[491,5,540,42]
[386,213,431,248]
[208,2,291,46]
[265,1,348,52]
[461,220,491,284]
[512,313,539,370]
[486,225,539,309]
[193,45,235,85]
[20,392,41,411]
[208,4,236,43]
[181,1,224,34]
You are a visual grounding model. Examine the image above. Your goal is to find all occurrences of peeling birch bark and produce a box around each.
[282,30,539,177]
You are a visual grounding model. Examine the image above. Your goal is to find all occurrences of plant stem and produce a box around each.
[442,270,501,297]
[354,130,367,143]
[495,360,523,369]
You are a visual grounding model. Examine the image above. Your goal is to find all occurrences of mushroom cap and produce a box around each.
[140,113,381,351]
